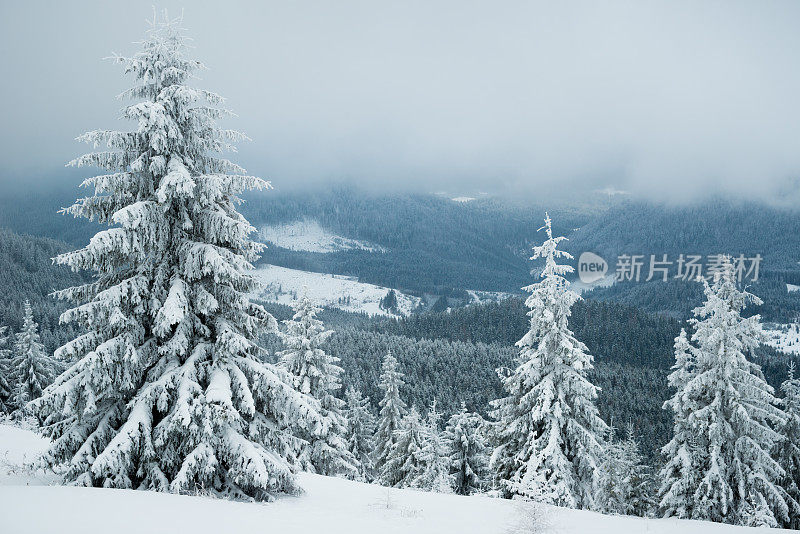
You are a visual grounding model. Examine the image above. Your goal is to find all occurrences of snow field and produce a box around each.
[258,220,386,253]
[0,416,785,533]
[764,323,800,356]
[251,264,421,316]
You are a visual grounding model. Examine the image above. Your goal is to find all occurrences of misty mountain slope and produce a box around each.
[565,199,800,273]
[0,184,100,247]
[0,184,598,294]
[0,228,86,352]
[242,186,595,294]
[4,183,800,319]
[564,199,800,320]
[0,424,782,534]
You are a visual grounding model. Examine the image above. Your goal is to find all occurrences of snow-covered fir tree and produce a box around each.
[490,214,607,508]
[596,422,651,517]
[776,362,800,529]
[412,399,452,492]
[278,292,356,477]
[444,402,488,496]
[596,423,628,516]
[659,257,790,525]
[11,300,56,409]
[623,423,654,518]
[29,13,327,500]
[375,351,407,480]
[382,406,425,488]
[343,387,376,481]
[741,492,779,529]
[0,326,13,413]
[657,328,700,519]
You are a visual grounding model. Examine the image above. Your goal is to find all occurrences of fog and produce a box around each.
[2,0,800,203]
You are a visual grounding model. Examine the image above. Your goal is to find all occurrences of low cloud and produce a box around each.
[2,1,800,203]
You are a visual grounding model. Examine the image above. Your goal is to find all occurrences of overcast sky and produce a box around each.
[2,1,800,202]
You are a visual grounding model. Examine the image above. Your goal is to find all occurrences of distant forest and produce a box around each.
[2,186,800,467]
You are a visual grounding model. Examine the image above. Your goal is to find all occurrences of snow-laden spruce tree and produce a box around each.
[623,423,654,518]
[375,351,407,479]
[596,422,651,517]
[278,292,356,477]
[596,423,628,515]
[12,300,57,409]
[344,387,376,481]
[659,257,789,525]
[777,362,800,529]
[382,406,425,488]
[0,326,13,413]
[741,492,779,529]
[444,402,488,495]
[28,13,327,500]
[412,399,452,492]
[657,328,700,519]
[490,214,607,508]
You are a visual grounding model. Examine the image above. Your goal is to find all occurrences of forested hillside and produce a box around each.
[0,184,99,247]
[5,184,800,321]
[243,186,593,293]
[567,199,800,321]
[261,296,800,465]
[0,228,85,352]
[4,185,800,467]
[565,199,800,273]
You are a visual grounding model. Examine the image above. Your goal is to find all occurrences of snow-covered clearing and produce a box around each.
[570,274,616,294]
[0,423,782,534]
[252,264,420,316]
[258,220,386,253]
[466,289,516,303]
[0,422,58,486]
[764,323,800,356]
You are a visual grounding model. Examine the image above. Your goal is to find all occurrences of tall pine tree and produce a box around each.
[490,214,606,508]
[659,257,790,525]
[29,13,326,500]
[344,387,376,481]
[375,351,407,483]
[658,328,701,519]
[278,292,355,477]
[444,402,488,496]
[412,399,452,492]
[382,406,425,488]
[0,325,13,413]
[776,362,800,529]
[12,300,56,409]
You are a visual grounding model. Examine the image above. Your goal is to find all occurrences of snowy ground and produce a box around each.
[251,264,421,316]
[764,323,800,356]
[0,423,784,533]
[570,274,616,295]
[466,289,516,304]
[258,220,386,253]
